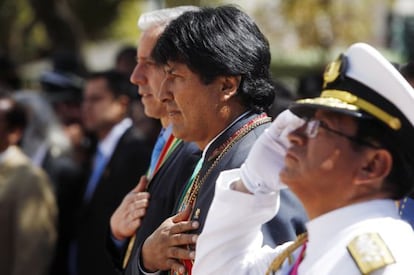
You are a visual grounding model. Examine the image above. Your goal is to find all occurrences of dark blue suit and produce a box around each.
[73,127,151,275]
[107,140,201,271]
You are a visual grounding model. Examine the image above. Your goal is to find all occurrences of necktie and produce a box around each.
[148,129,166,178]
[83,148,107,201]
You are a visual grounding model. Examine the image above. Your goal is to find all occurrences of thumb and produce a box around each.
[172,204,192,223]
[132,175,149,193]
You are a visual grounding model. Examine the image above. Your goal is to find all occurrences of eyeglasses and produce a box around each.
[303,118,381,149]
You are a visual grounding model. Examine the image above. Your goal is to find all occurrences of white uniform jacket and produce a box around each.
[193,169,414,275]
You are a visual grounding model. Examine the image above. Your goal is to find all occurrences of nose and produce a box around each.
[287,123,307,146]
[130,63,146,88]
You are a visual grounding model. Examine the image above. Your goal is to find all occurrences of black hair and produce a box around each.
[0,91,27,132]
[86,70,137,100]
[151,5,275,113]
[354,118,414,199]
[400,61,414,80]
[116,46,136,64]
[0,55,21,91]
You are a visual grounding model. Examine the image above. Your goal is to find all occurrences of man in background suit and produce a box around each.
[0,91,57,275]
[69,70,151,275]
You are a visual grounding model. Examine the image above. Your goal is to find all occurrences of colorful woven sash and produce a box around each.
[122,134,181,268]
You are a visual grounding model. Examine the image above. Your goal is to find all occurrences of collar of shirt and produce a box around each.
[201,111,251,160]
[97,117,133,161]
[162,124,173,141]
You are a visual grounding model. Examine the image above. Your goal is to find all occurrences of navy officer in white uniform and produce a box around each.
[188,43,414,274]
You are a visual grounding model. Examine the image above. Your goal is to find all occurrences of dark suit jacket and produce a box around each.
[43,150,87,275]
[74,126,151,275]
[107,140,201,271]
[125,112,308,275]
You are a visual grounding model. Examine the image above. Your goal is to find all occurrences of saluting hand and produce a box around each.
[240,110,305,194]
[110,176,150,241]
[141,206,199,274]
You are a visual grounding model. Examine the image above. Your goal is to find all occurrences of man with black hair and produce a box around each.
[69,70,151,275]
[128,6,307,275]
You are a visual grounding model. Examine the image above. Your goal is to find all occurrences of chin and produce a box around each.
[171,126,193,143]
[279,168,298,187]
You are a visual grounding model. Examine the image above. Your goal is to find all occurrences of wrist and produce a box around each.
[141,239,158,272]
[230,179,253,194]
[110,221,125,241]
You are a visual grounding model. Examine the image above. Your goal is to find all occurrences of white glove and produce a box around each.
[240,109,305,194]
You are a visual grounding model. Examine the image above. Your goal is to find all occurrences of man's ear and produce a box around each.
[221,76,241,100]
[355,149,392,186]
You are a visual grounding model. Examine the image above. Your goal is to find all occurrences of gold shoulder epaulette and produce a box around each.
[347,232,395,274]
[266,233,308,275]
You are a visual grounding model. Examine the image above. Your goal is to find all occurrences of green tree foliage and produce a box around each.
[0,0,143,63]
[279,0,394,48]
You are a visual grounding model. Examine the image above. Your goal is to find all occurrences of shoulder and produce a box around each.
[230,120,270,152]
[173,141,201,163]
[179,141,201,155]
[346,220,414,274]
[2,147,47,179]
[347,232,395,274]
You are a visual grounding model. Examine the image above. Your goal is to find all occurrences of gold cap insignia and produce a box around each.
[323,54,345,88]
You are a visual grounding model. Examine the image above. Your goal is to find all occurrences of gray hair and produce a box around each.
[138,5,199,31]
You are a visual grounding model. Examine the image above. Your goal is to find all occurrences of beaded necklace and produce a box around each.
[176,113,271,214]
[174,113,271,275]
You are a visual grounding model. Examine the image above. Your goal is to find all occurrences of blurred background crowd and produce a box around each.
[2,0,414,110]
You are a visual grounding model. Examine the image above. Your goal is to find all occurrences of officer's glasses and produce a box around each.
[304,118,381,149]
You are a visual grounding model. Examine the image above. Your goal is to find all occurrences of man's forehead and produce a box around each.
[138,30,161,58]
[165,61,187,69]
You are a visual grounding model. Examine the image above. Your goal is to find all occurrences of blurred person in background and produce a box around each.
[69,70,151,275]
[115,46,138,77]
[13,91,86,275]
[0,91,57,275]
[40,51,90,166]
[0,54,21,92]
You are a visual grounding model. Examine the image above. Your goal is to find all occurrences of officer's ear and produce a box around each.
[354,148,392,187]
[221,76,241,100]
